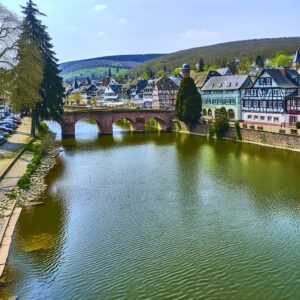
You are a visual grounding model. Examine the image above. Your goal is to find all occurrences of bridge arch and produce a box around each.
[145,116,168,131]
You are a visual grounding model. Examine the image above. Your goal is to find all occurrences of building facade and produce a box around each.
[241,69,297,126]
[201,75,253,121]
[285,91,300,126]
[152,76,179,110]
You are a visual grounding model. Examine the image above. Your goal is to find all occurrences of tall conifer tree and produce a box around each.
[176,77,202,126]
[21,0,64,133]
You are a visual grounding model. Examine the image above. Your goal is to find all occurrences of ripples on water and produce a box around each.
[1,120,300,299]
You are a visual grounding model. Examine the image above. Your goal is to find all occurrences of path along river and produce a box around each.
[1,120,300,299]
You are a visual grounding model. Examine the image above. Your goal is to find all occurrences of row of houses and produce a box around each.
[64,50,300,127]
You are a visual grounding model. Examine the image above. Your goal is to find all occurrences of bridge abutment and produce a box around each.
[61,123,75,139]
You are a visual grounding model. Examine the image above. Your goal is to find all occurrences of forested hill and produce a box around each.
[126,37,299,76]
[59,54,164,74]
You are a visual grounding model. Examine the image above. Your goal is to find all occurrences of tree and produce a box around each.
[10,32,43,128]
[108,68,112,77]
[173,67,181,76]
[176,76,202,126]
[276,54,290,67]
[0,4,19,69]
[163,65,167,72]
[214,107,229,138]
[69,92,82,105]
[198,58,205,72]
[255,55,264,68]
[21,0,64,135]
[228,60,238,75]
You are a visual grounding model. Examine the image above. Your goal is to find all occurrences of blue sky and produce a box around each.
[2,0,299,63]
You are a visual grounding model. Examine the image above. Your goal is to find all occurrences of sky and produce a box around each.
[2,0,299,63]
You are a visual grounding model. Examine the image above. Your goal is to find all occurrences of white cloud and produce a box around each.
[93,4,107,12]
[181,29,220,40]
[118,17,128,24]
[97,31,106,38]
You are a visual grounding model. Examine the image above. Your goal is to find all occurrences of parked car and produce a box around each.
[0,125,14,134]
[0,130,9,137]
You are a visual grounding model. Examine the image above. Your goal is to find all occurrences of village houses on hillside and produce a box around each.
[64,49,300,127]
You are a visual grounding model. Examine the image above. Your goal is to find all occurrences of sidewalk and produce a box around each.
[0,118,31,179]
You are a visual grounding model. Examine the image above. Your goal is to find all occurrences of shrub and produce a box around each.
[234,121,242,140]
[296,121,300,129]
[214,107,229,138]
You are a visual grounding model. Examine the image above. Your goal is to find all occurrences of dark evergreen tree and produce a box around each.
[108,68,112,77]
[163,65,167,72]
[255,55,264,68]
[198,58,205,72]
[176,76,202,126]
[21,0,64,132]
[228,60,238,75]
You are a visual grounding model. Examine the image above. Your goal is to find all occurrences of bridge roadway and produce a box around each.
[61,108,174,138]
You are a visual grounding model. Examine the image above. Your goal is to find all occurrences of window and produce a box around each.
[289,116,297,125]
[266,78,272,85]
[202,109,207,116]
[254,101,258,108]
[260,101,266,108]
[254,115,259,120]
[273,101,278,109]
[230,99,236,105]
[251,90,257,96]
[278,101,283,109]
[268,101,273,108]
[260,116,265,120]
[259,78,266,85]
[273,117,279,122]
[247,115,252,120]
[267,116,272,122]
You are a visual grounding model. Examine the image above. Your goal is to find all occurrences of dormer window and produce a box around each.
[211,83,214,88]
[219,83,222,87]
[266,78,272,85]
[227,82,231,87]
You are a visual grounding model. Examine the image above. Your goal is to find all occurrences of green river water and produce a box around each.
[1,120,300,299]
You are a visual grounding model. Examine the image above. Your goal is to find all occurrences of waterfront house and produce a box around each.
[285,90,300,126]
[191,71,220,94]
[152,76,179,110]
[201,75,252,120]
[241,69,298,126]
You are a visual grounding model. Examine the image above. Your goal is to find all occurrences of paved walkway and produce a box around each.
[0,118,31,178]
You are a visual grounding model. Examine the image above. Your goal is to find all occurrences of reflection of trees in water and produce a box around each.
[4,156,69,296]
[202,138,300,212]
[175,133,204,221]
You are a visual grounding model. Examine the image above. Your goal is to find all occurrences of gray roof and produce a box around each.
[216,67,233,76]
[201,75,252,91]
[262,69,297,88]
[292,50,300,63]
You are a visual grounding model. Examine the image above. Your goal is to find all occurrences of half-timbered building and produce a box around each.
[152,76,179,110]
[241,69,298,125]
[285,90,300,126]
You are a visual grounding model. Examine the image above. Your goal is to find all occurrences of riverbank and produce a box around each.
[175,121,300,152]
[0,123,60,277]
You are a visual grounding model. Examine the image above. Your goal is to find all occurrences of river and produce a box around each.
[1,120,300,299]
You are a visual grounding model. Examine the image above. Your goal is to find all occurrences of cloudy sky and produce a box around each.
[2,0,299,63]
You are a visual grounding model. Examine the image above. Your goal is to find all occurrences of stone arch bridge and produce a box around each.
[61,109,174,138]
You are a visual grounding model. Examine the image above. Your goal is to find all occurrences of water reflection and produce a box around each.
[2,120,300,299]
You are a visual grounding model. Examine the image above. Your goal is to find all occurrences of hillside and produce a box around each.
[59,54,164,81]
[126,37,299,76]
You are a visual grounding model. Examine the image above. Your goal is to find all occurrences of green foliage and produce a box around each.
[62,66,127,82]
[8,191,17,200]
[255,55,264,68]
[157,70,164,77]
[17,130,52,190]
[10,32,43,113]
[22,0,64,124]
[125,38,298,77]
[214,107,229,138]
[234,121,242,140]
[68,92,83,104]
[176,76,202,125]
[173,68,181,76]
[296,122,300,129]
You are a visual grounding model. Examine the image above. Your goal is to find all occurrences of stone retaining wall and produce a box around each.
[189,123,300,151]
